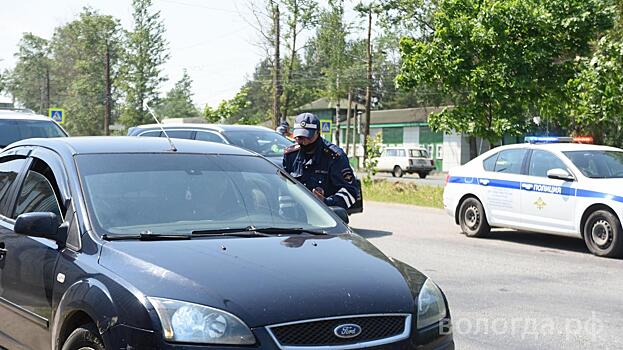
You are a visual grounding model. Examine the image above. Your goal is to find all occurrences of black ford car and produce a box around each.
[0,137,453,350]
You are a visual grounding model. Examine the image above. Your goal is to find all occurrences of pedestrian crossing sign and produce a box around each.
[321,121,331,133]
[49,108,65,124]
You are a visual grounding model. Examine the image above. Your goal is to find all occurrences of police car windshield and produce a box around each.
[223,130,292,157]
[0,119,66,147]
[76,153,341,237]
[563,151,623,178]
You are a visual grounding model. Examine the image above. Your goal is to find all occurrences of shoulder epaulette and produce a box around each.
[323,144,341,159]
[284,144,300,155]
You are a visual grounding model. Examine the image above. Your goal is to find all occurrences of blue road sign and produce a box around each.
[49,108,65,124]
[321,121,331,133]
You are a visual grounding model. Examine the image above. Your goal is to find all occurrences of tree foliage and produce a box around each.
[49,8,124,136]
[7,33,53,115]
[119,0,169,127]
[397,0,615,144]
[204,87,254,124]
[156,70,200,119]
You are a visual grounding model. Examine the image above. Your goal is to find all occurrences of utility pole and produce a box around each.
[272,3,283,129]
[345,90,352,155]
[104,44,112,136]
[335,74,340,146]
[362,5,373,163]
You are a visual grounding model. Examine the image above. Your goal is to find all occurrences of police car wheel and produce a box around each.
[584,210,623,258]
[393,166,404,178]
[458,198,490,237]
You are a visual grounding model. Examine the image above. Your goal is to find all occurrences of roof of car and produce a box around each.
[131,123,274,133]
[6,136,256,156]
[0,110,53,121]
[493,142,621,153]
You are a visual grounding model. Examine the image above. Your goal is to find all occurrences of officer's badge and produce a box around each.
[300,121,307,127]
[342,169,354,183]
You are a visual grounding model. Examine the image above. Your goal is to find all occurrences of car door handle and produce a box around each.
[479,179,490,186]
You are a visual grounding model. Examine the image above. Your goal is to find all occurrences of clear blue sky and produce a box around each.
[0,0,268,108]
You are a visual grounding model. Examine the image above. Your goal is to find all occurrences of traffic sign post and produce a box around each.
[49,108,65,124]
[319,120,332,139]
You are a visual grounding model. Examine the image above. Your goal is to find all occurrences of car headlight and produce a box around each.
[416,279,447,329]
[148,297,256,345]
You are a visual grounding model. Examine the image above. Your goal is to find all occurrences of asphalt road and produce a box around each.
[349,201,623,350]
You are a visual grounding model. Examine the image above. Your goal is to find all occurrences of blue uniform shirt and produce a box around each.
[283,139,359,210]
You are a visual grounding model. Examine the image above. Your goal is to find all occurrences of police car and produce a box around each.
[444,136,623,258]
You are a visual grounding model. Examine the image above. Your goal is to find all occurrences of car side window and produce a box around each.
[140,130,162,137]
[195,131,225,143]
[0,158,27,218]
[396,149,406,157]
[494,149,527,174]
[483,153,498,171]
[164,130,193,140]
[529,150,568,177]
[13,161,62,219]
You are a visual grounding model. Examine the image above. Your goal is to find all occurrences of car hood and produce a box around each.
[99,233,421,327]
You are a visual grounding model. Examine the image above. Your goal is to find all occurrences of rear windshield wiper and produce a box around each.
[103,230,192,241]
[191,226,326,236]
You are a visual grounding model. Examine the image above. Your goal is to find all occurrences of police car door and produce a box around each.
[483,148,528,227]
[520,149,576,234]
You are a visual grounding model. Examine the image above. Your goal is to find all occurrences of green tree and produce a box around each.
[204,87,254,124]
[281,0,318,118]
[156,70,199,119]
[50,8,124,136]
[567,2,623,146]
[397,0,615,146]
[119,0,169,127]
[6,33,53,114]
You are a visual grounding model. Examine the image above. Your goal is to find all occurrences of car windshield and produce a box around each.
[76,153,341,236]
[0,119,66,147]
[409,149,428,157]
[223,130,292,157]
[563,150,623,178]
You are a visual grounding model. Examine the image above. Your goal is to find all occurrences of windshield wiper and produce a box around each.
[103,230,192,241]
[252,226,327,235]
[191,226,326,236]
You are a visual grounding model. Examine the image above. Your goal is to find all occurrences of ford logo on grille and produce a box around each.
[334,324,362,339]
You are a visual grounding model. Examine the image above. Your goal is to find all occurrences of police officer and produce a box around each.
[283,113,359,210]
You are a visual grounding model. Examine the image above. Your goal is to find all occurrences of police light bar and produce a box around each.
[573,136,593,144]
[524,136,573,144]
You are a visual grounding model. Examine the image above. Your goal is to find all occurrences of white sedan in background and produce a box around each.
[444,137,623,258]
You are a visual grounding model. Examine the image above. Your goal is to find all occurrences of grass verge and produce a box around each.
[362,179,444,209]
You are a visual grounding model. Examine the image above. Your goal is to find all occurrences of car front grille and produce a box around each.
[266,314,411,349]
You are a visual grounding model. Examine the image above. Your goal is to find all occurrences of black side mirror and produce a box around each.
[14,212,60,240]
[330,206,349,224]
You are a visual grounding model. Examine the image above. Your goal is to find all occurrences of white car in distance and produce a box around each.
[376,146,436,178]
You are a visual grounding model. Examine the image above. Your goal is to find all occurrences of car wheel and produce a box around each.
[392,166,403,177]
[583,210,623,258]
[458,197,490,237]
[418,172,428,179]
[62,323,105,350]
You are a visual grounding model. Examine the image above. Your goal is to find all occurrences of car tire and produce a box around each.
[392,166,404,178]
[583,210,623,258]
[418,172,428,179]
[62,323,105,350]
[458,197,490,237]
